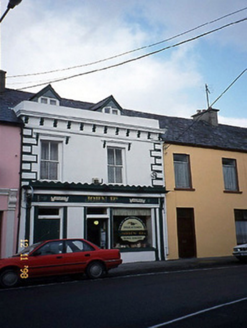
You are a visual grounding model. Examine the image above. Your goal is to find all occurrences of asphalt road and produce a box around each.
[1,264,247,328]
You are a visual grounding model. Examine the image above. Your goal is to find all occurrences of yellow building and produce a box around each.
[161,108,247,259]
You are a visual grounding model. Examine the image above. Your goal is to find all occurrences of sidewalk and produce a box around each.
[109,256,240,277]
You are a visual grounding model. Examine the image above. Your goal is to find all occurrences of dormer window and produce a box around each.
[39,97,59,106]
[102,107,120,115]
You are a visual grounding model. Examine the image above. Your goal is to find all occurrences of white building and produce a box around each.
[14,85,167,263]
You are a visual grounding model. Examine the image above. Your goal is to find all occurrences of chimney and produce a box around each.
[192,107,219,126]
[0,70,6,92]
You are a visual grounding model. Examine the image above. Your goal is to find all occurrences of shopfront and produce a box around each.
[21,182,167,263]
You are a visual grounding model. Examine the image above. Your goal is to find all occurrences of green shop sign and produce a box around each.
[33,194,159,205]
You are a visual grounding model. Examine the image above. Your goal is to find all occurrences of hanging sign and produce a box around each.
[118,217,147,243]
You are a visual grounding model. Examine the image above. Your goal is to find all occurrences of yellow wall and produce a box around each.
[164,144,247,259]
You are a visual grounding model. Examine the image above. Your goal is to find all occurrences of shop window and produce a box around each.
[222,158,239,191]
[40,141,60,180]
[87,208,107,215]
[113,209,152,249]
[107,147,123,184]
[235,209,247,244]
[173,154,192,189]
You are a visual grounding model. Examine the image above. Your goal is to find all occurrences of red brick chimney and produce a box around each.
[0,70,6,92]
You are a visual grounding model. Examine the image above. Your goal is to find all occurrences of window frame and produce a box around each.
[222,158,239,192]
[102,106,120,115]
[40,140,62,181]
[39,96,59,106]
[173,153,193,190]
[107,146,125,184]
[234,209,247,244]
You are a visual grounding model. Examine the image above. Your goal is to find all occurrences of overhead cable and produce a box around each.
[17,17,247,91]
[8,6,247,79]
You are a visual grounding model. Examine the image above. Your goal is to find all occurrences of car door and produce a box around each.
[28,240,66,277]
[61,240,96,274]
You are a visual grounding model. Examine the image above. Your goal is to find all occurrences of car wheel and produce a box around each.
[86,261,104,279]
[0,269,20,288]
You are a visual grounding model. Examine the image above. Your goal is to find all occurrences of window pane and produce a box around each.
[115,167,122,183]
[50,143,58,161]
[41,98,48,104]
[49,162,58,180]
[41,141,49,160]
[174,154,191,188]
[107,148,114,165]
[222,158,238,191]
[115,149,122,165]
[108,166,115,183]
[40,161,49,179]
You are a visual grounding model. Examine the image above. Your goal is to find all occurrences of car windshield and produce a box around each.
[15,242,43,256]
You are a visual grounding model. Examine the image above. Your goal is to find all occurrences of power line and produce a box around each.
[164,68,247,151]
[8,6,247,79]
[209,69,247,108]
[17,17,247,91]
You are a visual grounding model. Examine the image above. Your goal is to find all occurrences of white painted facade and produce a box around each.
[14,92,167,263]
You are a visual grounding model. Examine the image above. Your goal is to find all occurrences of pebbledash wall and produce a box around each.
[14,96,167,263]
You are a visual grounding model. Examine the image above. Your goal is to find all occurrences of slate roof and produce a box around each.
[1,86,247,152]
[123,108,247,152]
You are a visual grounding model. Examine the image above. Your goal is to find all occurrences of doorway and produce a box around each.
[177,208,196,258]
[34,208,61,243]
[87,219,108,249]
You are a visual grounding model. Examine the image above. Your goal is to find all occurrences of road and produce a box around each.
[1,264,247,328]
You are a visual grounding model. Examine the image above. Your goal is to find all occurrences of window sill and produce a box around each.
[174,188,195,191]
[223,190,243,194]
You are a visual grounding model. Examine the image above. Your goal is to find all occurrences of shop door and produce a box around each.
[87,219,108,249]
[34,218,60,243]
[177,208,196,258]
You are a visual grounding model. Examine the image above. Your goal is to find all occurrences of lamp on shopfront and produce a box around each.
[0,0,22,23]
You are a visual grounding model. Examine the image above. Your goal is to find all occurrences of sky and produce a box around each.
[1,0,247,127]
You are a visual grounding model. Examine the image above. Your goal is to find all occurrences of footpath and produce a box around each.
[109,256,240,277]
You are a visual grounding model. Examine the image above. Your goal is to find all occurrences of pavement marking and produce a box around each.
[148,297,247,328]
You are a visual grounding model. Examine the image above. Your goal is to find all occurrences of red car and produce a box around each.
[0,238,122,288]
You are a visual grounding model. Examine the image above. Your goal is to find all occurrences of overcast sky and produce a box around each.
[1,0,247,126]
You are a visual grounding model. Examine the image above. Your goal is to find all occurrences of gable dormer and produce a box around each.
[90,95,122,115]
[29,84,61,106]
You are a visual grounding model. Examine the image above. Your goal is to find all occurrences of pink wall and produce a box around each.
[0,125,21,189]
[0,124,22,257]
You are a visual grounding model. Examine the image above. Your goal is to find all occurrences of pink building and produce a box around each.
[0,70,23,258]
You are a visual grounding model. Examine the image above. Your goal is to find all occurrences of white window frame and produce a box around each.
[39,97,59,106]
[39,139,63,181]
[222,158,239,191]
[173,154,192,189]
[102,107,120,115]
